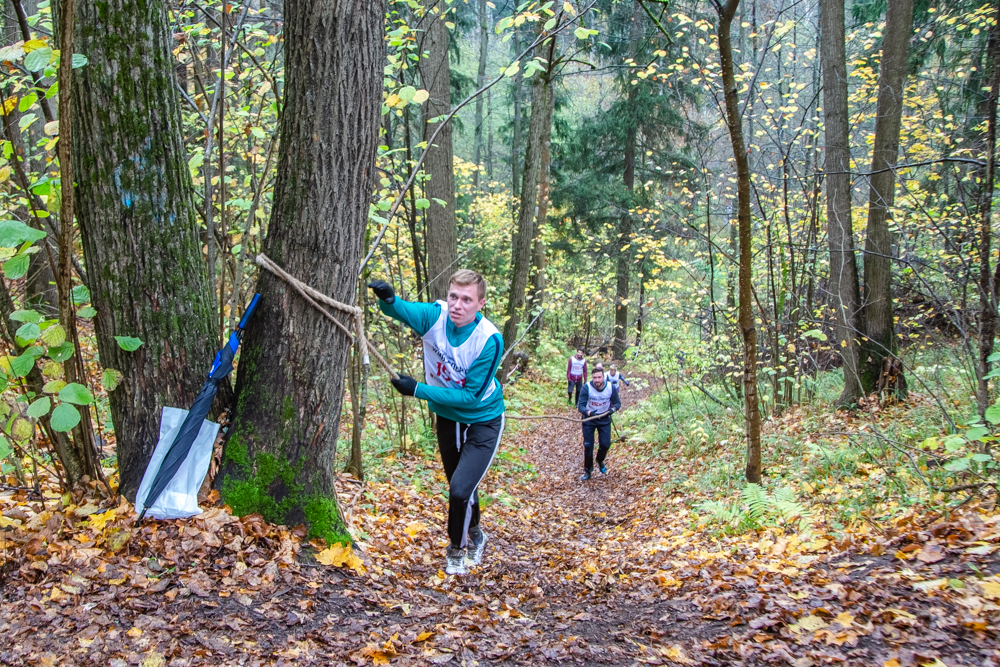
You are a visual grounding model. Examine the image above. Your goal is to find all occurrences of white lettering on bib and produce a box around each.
[422,301,500,402]
[585,381,613,414]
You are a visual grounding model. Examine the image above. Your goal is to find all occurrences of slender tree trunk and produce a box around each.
[420,1,457,300]
[511,32,523,197]
[821,0,863,405]
[472,0,488,188]
[500,42,555,379]
[716,0,762,483]
[219,0,384,542]
[526,73,555,352]
[976,0,1000,415]
[613,0,642,361]
[0,273,85,485]
[860,0,914,396]
[72,0,223,500]
[57,0,104,484]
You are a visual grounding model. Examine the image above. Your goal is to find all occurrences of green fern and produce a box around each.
[699,483,812,534]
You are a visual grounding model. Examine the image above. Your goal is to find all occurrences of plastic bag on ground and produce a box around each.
[134,406,220,520]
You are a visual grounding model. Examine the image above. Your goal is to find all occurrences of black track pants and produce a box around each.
[436,414,505,548]
[568,379,582,404]
[582,418,611,472]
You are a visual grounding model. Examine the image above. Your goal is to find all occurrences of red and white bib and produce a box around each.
[585,381,613,414]
[422,301,499,402]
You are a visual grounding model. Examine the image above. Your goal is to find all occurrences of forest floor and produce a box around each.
[2,379,1000,666]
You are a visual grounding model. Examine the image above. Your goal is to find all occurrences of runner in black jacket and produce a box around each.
[576,368,621,480]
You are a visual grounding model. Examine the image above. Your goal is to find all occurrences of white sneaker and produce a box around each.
[445,546,468,575]
[465,529,487,566]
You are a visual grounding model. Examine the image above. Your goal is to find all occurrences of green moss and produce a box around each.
[304,496,352,546]
[282,395,295,423]
[221,438,351,544]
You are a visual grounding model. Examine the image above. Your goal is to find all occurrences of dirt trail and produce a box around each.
[3,379,999,666]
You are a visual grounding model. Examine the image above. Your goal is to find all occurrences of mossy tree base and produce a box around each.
[216,0,384,544]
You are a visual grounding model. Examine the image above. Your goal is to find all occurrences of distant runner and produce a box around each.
[368,270,504,576]
[607,365,629,392]
[566,348,588,405]
[577,367,621,481]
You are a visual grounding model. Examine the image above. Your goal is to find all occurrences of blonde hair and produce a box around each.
[449,269,487,300]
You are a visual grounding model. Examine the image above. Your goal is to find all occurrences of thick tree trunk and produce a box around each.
[472,0,488,188]
[716,0,762,484]
[219,0,383,542]
[976,0,1000,416]
[500,53,554,379]
[420,1,457,300]
[860,0,913,396]
[821,0,863,405]
[72,0,222,500]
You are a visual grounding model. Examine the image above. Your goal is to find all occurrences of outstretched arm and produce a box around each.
[377,298,441,337]
[611,386,621,413]
[414,334,504,407]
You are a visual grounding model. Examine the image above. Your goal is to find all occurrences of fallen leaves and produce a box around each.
[315,542,365,574]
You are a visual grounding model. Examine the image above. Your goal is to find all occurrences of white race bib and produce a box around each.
[422,301,500,402]
[585,381,613,414]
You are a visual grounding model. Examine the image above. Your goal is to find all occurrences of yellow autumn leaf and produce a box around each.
[660,644,695,665]
[315,542,365,574]
[384,93,401,108]
[415,631,434,642]
[884,660,902,667]
[404,521,426,537]
[0,165,11,183]
[126,626,143,638]
[835,611,855,626]
[86,508,116,532]
[412,89,429,105]
[795,615,828,632]
[1,97,15,115]
[980,580,1000,600]
[23,39,47,52]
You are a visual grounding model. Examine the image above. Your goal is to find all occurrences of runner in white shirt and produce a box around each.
[566,349,588,405]
[576,368,621,480]
[606,364,629,393]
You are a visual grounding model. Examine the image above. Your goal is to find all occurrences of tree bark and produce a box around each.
[716,0,762,483]
[511,32,523,197]
[500,45,555,379]
[472,0,488,188]
[72,0,222,500]
[526,74,555,352]
[860,0,913,396]
[420,1,457,300]
[219,0,384,542]
[821,0,863,405]
[976,0,1000,416]
[3,0,58,312]
[613,0,642,361]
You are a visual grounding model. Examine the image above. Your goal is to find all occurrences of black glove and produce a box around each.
[367,280,395,304]
[390,374,418,396]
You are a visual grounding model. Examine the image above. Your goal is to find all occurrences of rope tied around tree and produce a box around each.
[255,253,615,424]
[255,254,398,380]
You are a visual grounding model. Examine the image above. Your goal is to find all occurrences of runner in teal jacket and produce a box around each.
[369,270,505,577]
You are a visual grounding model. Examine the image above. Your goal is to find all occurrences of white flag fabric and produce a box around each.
[134,406,219,520]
